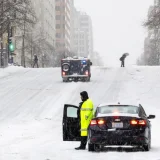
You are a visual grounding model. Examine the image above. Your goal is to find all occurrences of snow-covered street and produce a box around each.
[0,66,159,160]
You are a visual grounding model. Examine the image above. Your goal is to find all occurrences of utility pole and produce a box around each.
[21,13,26,67]
[7,16,10,63]
[0,0,4,68]
[31,31,33,67]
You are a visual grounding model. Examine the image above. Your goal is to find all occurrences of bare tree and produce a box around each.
[19,26,56,68]
[0,0,37,67]
[141,4,160,66]
[144,5,160,30]
[0,0,36,36]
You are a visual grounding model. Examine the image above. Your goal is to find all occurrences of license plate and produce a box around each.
[73,73,78,75]
[112,122,123,128]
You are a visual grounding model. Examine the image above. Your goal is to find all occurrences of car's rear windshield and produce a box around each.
[98,105,138,114]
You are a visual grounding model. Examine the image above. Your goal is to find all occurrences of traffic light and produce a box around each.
[8,38,15,52]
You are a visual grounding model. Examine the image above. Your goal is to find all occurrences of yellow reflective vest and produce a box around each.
[80,98,94,136]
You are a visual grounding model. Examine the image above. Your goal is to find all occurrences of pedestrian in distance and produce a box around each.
[119,53,129,67]
[33,54,39,68]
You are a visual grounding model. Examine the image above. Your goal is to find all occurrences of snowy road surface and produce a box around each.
[0,66,159,160]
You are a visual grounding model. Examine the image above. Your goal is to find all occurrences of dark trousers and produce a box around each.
[121,60,125,67]
[80,136,88,148]
[33,61,39,68]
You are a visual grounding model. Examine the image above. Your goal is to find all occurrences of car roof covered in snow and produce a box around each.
[62,56,89,60]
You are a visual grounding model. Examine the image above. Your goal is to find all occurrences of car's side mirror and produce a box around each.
[147,115,155,119]
[90,62,92,66]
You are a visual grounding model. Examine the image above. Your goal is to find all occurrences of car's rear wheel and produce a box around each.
[143,143,150,151]
[88,143,95,151]
[88,143,101,152]
[73,78,78,82]
[143,133,151,151]
[84,77,90,82]
[63,79,68,82]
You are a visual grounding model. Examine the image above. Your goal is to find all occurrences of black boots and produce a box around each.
[75,146,86,150]
[75,136,88,150]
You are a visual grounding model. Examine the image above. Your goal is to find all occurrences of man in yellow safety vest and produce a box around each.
[75,91,94,150]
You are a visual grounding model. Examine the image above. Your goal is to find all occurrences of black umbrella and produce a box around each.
[122,53,129,56]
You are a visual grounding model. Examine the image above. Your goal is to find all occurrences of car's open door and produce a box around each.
[63,104,81,141]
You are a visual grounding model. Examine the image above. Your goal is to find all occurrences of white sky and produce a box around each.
[74,0,154,66]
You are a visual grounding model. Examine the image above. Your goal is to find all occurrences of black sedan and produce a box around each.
[62,103,155,152]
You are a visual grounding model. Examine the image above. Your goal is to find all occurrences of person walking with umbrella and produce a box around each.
[119,53,129,67]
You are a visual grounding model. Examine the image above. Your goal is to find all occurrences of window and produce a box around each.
[56,24,61,29]
[56,15,61,20]
[67,107,78,118]
[56,33,61,38]
[55,6,60,11]
[98,105,139,114]
[56,42,60,47]
[81,23,89,26]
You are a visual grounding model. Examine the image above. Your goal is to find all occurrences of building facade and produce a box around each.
[79,12,93,57]
[73,29,88,57]
[32,0,56,47]
[55,0,72,58]
[72,9,93,58]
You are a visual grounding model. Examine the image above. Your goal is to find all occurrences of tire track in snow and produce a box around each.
[0,67,160,160]
[48,67,103,121]
[0,69,61,121]
[97,68,126,103]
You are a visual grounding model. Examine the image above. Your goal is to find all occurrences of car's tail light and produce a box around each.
[138,120,146,125]
[130,120,138,125]
[90,119,105,125]
[90,120,97,125]
[114,116,119,119]
[97,119,105,125]
[62,72,65,76]
[130,120,146,126]
[85,71,89,75]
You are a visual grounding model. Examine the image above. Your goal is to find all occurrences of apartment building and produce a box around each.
[79,12,93,57]
[32,0,56,46]
[74,29,88,57]
[55,0,72,57]
[73,9,93,57]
